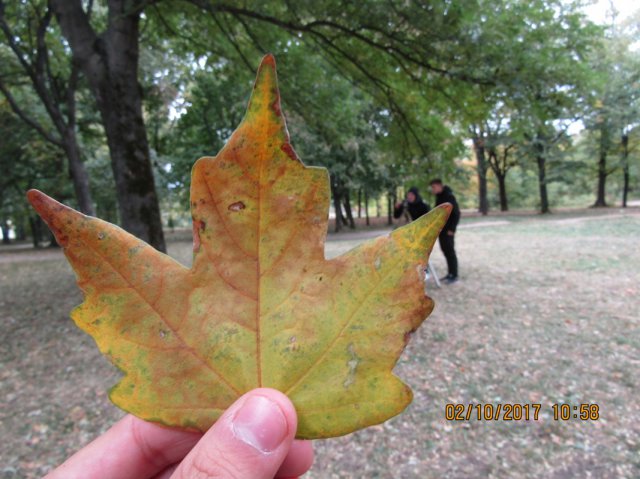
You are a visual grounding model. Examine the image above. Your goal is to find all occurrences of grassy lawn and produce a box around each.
[1,208,638,478]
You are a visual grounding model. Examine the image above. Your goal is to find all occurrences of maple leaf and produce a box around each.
[28,54,451,439]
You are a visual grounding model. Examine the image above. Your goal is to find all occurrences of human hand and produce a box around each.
[45,388,314,479]
[447,230,455,236]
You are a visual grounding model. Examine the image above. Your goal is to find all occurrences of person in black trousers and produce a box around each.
[393,186,430,221]
[430,179,460,284]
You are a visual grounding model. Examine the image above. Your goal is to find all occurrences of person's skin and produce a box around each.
[45,388,314,479]
[430,183,454,236]
[429,183,443,195]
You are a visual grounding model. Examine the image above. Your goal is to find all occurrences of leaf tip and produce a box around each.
[260,52,277,68]
[26,189,82,247]
[438,202,453,214]
[26,189,65,219]
[26,188,46,209]
[430,203,453,228]
[243,53,292,148]
[250,53,283,118]
[254,53,278,92]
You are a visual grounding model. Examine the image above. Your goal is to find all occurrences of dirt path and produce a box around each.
[0,247,63,264]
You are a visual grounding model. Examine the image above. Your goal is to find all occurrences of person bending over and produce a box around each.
[394,186,430,221]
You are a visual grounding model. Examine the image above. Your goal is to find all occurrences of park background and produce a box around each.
[1,0,639,478]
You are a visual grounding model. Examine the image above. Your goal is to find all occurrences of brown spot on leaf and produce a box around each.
[270,88,282,117]
[57,234,69,247]
[228,201,245,212]
[280,143,297,162]
[192,219,205,252]
[403,328,417,346]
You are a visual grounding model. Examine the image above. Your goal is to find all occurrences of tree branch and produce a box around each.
[49,0,98,65]
[213,13,254,72]
[0,1,36,81]
[0,80,63,147]
[190,1,495,86]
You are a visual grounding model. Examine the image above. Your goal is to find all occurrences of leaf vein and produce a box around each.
[284,249,397,395]
[79,240,242,396]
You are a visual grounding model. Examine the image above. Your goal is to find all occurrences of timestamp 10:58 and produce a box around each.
[444,403,600,421]
[552,403,599,420]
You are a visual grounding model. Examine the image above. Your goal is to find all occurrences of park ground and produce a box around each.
[1,207,639,478]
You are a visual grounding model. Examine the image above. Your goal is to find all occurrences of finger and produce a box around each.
[151,464,178,479]
[171,388,299,479]
[275,440,314,478]
[154,441,313,479]
[45,415,201,479]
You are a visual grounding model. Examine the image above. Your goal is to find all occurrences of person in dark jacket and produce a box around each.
[430,179,460,283]
[393,186,430,221]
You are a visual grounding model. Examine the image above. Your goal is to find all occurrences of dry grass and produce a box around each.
[1,208,638,478]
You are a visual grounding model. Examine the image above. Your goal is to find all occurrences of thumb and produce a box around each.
[171,388,297,479]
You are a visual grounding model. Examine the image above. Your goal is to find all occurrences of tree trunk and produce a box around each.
[99,89,166,248]
[387,190,396,226]
[357,188,362,218]
[16,218,26,240]
[331,176,343,233]
[593,151,607,207]
[364,190,370,226]
[343,192,356,229]
[1,220,10,244]
[48,229,60,248]
[488,146,513,213]
[593,126,608,207]
[497,173,509,211]
[536,154,550,214]
[376,198,381,217]
[0,7,95,216]
[473,137,489,215]
[29,215,43,248]
[63,128,95,215]
[621,134,629,208]
[51,0,166,252]
[340,209,348,226]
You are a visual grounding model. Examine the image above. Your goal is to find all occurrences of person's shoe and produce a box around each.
[444,275,459,284]
[440,274,452,282]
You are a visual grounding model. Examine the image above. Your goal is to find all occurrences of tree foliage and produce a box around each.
[1,0,639,246]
